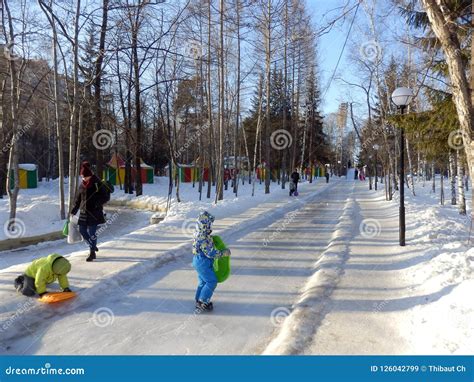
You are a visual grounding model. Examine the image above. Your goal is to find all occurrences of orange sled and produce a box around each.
[39,291,76,304]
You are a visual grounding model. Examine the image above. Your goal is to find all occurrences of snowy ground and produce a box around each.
[0,207,153,270]
[0,180,67,241]
[266,178,474,355]
[0,175,472,355]
[0,176,229,241]
[0,177,332,353]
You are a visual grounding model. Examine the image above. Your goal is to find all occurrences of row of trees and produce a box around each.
[330,0,472,218]
[0,0,329,230]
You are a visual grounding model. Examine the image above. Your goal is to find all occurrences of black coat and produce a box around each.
[71,175,108,226]
[290,172,300,184]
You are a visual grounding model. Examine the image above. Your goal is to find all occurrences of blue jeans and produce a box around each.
[79,224,98,250]
[192,255,217,303]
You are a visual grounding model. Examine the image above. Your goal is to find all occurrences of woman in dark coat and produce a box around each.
[71,161,109,262]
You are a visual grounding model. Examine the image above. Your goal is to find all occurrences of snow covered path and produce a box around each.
[2,179,472,355]
[302,183,414,354]
[0,208,153,270]
[1,180,349,355]
[265,181,474,355]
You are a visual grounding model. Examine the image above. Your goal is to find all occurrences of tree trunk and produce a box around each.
[457,151,466,215]
[38,1,66,219]
[67,0,82,212]
[449,150,457,205]
[215,0,225,202]
[406,136,415,196]
[94,0,109,179]
[0,78,5,199]
[252,73,264,197]
[207,0,213,199]
[440,168,445,205]
[420,0,474,221]
[4,4,20,230]
[264,0,271,194]
[233,0,241,196]
[131,8,143,197]
[388,161,392,200]
[281,0,288,190]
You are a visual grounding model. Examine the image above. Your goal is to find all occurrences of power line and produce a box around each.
[321,1,360,101]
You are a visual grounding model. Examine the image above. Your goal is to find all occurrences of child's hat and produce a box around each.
[197,211,215,228]
[52,257,71,275]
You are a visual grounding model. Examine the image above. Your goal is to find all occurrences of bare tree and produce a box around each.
[38,0,66,219]
[2,0,25,231]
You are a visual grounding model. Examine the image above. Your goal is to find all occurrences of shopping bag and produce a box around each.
[62,219,69,236]
[67,220,83,244]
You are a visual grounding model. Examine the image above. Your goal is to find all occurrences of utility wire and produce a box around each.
[321,1,360,101]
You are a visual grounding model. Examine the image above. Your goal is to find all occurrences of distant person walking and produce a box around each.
[290,169,300,196]
[71,161,110,262]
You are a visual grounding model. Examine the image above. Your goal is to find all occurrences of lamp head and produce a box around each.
[391,87,414,107]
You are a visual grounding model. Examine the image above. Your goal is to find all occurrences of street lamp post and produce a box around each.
[368,156,373,190]
[391,87,414,247]
[373,144,379,190]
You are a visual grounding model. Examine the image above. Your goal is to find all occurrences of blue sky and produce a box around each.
[306,0,360,115]
[307,0,410,117]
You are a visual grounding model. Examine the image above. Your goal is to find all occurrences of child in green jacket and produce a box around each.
[14,254,72,297]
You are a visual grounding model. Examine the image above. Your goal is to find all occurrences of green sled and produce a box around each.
[62,219,69,236]
[212,235,231,283]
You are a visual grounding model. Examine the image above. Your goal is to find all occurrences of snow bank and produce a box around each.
[0,180,67,241]
[0,176,312,241]
[397,181,474,354]
[403,278,474,354]
[263,183,356,354]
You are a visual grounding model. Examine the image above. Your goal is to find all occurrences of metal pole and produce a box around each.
[400,105,406,246]
[374,151,378,190]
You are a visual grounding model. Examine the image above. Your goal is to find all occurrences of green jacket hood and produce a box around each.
[25,253,70,294]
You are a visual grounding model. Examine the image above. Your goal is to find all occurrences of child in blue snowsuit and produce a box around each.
[192,211,229,311]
